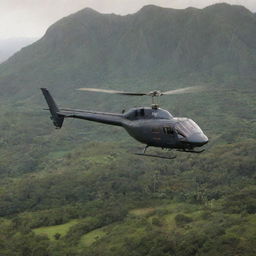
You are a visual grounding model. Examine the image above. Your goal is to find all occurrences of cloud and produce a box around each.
[0,0,255,38]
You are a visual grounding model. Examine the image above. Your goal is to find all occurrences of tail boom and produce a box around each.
[41,88,124,128]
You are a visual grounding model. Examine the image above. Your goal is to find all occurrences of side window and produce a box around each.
[163,127,174,135]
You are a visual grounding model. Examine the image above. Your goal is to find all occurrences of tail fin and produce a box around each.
[41,88,64,128]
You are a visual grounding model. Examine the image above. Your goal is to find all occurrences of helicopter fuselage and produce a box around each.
[121,107,208,150]
[41,88,208,153]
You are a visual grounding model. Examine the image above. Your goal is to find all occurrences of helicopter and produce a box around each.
[41,86,208,159]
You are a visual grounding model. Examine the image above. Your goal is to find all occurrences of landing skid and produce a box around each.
[135,145,205,159]
[176,149,205,154]
[135,152,176,159]
[135,146,176,160]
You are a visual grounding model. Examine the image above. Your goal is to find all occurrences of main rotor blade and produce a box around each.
[162,86,205,95]
[78,88,146,96]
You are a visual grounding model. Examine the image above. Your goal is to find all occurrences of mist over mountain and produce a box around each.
[0,37,37,63]
[0,3,255,99]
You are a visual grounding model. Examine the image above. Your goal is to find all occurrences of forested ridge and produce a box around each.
[0,3,256,256]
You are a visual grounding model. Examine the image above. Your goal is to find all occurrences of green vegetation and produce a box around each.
[33,219,79,240]
[0,3,255,256]
[80,227,107,246]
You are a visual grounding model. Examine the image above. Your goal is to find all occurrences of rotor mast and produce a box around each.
[148,90,162,109]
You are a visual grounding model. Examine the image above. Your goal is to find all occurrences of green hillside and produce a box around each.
[0,3,255,256]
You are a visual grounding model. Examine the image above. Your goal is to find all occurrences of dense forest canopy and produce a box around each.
[0,3,255,256]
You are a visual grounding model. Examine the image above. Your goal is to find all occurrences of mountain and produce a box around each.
[0,3,256,100]
[0,37,37,63]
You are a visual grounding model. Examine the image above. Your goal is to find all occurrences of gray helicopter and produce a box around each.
[41,87,208,159]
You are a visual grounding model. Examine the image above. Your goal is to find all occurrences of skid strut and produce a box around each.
[135,146,176,160]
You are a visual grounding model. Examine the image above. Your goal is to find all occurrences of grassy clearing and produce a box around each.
[102,225,147,252]
[80,228,107,246]
[47,150,71,159]
[33,219,79,240]
[129,207,155,216]
[163,213,177,228]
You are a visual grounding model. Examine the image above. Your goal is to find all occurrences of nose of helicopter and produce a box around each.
[187,133,208,147]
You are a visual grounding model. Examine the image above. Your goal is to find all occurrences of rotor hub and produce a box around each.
[148,90,162,97]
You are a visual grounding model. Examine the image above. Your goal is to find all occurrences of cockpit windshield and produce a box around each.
[175,119,203,137]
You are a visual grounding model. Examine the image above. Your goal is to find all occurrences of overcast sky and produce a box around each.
[0,0,255,39]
